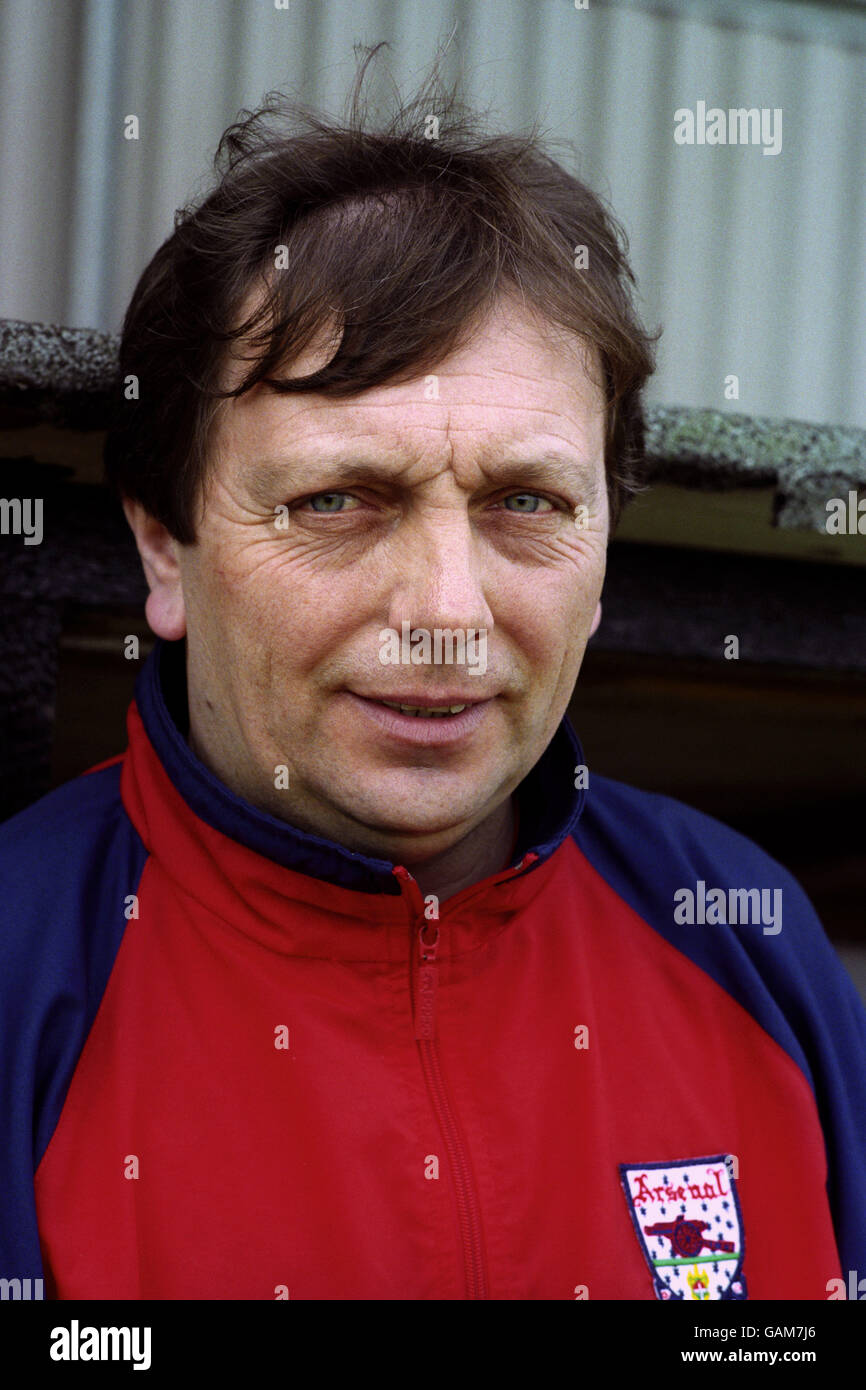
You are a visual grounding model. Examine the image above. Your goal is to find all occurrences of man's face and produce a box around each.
[140,297,609,862]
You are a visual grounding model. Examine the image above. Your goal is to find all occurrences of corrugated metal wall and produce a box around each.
[0,0,864,426]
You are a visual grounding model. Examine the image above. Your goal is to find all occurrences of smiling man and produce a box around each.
[128,297,609,900]
[1,65,865,1302]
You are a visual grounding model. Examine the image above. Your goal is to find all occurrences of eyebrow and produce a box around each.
[244,457,385,502]
[244,447,601,503]
[490,455,601,488]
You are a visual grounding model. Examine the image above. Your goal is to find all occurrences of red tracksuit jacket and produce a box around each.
[1,636,864,1299]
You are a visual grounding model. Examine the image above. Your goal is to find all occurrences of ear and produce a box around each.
[589,600,602,639]
[122,499,187,640]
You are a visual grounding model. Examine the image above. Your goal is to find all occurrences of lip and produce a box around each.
[355,692,489,706]
[346,691,493,746]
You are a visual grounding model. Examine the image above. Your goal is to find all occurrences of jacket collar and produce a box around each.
[120,637,587,957]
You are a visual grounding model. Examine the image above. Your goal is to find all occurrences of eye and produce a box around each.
[501,492,555,514]
[303,492,360,513]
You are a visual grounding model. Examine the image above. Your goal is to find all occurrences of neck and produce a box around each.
[400,795,517,902]
[185,721,518,903]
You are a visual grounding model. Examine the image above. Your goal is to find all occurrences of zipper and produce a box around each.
[393,854,538,1301]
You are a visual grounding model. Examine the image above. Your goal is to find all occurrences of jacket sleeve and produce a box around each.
[0,764,146,1287]
[574,773,866,1275]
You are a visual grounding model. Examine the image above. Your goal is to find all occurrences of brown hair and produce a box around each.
[104,43,659,544]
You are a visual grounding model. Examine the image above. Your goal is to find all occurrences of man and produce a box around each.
[2,69,865,1301]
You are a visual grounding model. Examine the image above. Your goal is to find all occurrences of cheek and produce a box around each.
[498,550,605,658]
[193,539,290,622]
[197,545,359,677]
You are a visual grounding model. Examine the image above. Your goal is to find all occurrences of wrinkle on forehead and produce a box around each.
[200,293,607,520]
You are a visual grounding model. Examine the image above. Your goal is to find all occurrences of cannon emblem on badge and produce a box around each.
[643,1215,735,1258]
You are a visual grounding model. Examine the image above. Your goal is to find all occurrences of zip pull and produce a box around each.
[415,920,440,1041]
[393,865,441,1041]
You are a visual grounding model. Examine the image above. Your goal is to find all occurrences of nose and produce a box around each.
[385,508,495,641]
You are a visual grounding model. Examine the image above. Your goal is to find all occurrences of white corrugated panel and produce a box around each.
[0,0,863,426]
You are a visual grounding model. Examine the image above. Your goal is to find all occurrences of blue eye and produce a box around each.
[307,493,357,513]
[503,493,554,513]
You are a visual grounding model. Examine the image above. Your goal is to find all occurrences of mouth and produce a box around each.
[376,700,471,719]
[346,692,493,743]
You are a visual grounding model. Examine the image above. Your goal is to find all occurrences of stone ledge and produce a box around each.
[0,319,116,430]
[1,318,864,532]
[645,404,866,531]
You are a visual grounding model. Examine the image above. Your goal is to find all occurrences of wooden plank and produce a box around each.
[616,483,865,565]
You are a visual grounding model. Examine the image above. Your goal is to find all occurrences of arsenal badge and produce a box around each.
[619,1155,748,1300]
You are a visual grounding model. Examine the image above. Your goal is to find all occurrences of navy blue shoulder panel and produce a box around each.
[573,772,866,1272]
[0,762,148,1284]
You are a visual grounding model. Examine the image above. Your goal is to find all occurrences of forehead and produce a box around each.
[213,297,607,470]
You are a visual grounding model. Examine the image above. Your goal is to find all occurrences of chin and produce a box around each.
[335,781,493,840]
